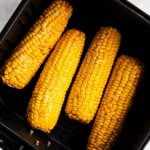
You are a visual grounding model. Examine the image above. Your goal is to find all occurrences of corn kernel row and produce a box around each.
[87,55,143,150]
[65,27,121,124]
[27,29,85,132]
[0,0,72,89]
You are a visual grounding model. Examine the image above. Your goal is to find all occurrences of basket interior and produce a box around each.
[0,0,150,149]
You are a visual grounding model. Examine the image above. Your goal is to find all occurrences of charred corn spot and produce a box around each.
[65,26,121,124]
[1,0,73,89]
[26,29,85,133]
[87,55,143,150]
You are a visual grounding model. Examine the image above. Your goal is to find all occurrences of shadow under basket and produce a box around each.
[0,0,150,149]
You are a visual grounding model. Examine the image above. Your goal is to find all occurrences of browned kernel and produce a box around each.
[87,55,143,150]
[65,26,121,124]
[26,29,85,133]
[0,0,73,89]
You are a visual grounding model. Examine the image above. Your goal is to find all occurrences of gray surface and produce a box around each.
[0,0,21,32]
[128,0,150,15]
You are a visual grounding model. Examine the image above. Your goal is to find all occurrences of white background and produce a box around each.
[0,0,21,32]
[0,0,149,149]
[128,0,150,15]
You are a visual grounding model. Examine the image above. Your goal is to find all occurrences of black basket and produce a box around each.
[0,0,150,150]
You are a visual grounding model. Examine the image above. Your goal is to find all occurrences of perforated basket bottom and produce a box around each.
[0,83,91,150]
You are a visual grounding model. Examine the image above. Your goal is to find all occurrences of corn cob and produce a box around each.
[26,29,85,133]
[65,26,121,124]
[87,55,143,150]
[0,0,73,89]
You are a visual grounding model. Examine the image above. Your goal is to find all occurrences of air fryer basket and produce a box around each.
[0,0,150,150]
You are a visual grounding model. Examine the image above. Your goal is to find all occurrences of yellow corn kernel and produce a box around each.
[87,55,143,150]
[0,0,73,89]
[26,29,85,133]
[65,26,121,124]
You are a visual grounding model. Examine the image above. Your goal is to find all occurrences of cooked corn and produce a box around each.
[26,29,85,133]
[87,55,143,150]
[0,0,73,89]
[65,26,121,124]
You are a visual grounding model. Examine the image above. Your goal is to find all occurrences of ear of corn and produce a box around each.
[26,29,85,133]
[65,26,121,124]
[87,55,143,150]
[0,0,73,89]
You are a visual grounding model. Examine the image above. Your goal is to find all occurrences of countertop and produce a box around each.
[0,0,21,32]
